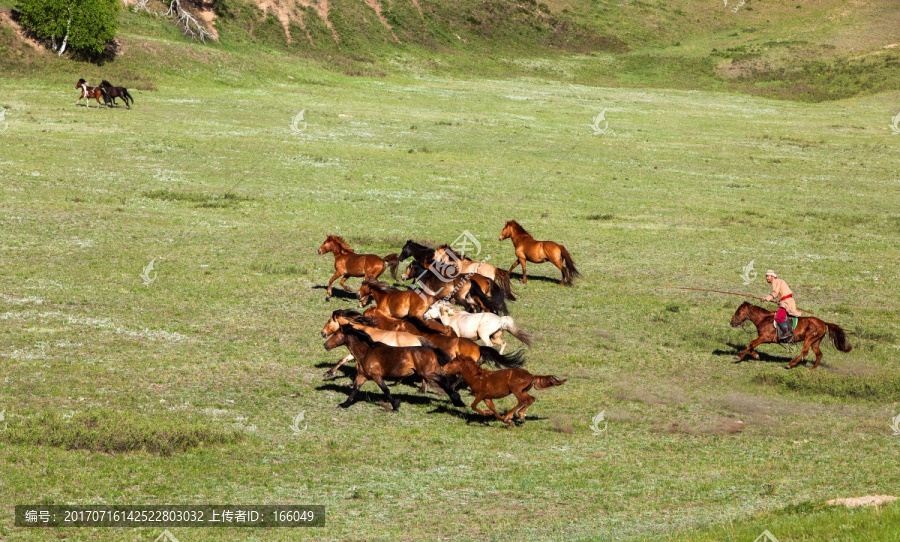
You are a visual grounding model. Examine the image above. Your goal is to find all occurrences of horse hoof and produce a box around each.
[338,401,352,409]
[323,371,335,378]
[783,365,792,370]
[732,356,742,363]
[391,401,401,411]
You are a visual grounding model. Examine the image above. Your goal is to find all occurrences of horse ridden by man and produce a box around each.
[730,271,851,370]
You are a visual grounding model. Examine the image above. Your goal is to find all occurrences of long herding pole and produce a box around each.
[656,286,814,314]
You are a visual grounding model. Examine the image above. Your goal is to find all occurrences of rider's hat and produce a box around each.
[765,269,777,277]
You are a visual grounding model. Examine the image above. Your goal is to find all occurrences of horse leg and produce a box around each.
[811,338,825,370]
[324,353,354,378]
[504,390,534,423]
[734,336,765,362]
[430,374,465,407]
[519,258,528,284]
[550,255,567,286]
[516,394,536,421]
[490,330,506,355]
[483,399,510,425]
[372,375,401,411]
[786,338,812,369]
[470,395,492,417]
[339,275,352,292]
[508,259,520,275]
[477,328,494,349]
[339,373,367,408]
[325,270,342,299]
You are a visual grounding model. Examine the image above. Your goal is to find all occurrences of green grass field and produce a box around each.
[2,2,900,540]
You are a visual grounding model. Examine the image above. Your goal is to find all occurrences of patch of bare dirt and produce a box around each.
[191,0,219,41]
[658,417,745,435]
[826,495,898,507]
[0,9,46,52]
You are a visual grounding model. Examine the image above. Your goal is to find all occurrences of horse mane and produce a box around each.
[332,309,377,327]
[362,278,399,293]
[436,244,473,262]
[339,324,375,346]
[101,80,111,87]
[326,235,354,253]
[400,315,437,335]
[505,220,529,236]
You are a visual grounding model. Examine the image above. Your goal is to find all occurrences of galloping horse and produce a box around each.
[359,307,456,337]
[432,245,516,300]
[730,302,852,369]
[317,235,400,299]
[99,80,134,108]
[398,240,435,264]
[442,357,566,426]
[324,325,466,411]
[357,278,433,319]
[499,220,580,285]
[321,310,425,379]
[427,302,531,354]
[398,315,526,369]
[402,260,508,314]
[75,79,109,108]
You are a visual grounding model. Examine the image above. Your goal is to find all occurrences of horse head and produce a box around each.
[323,328,345,351]
[76,79,86,89]
[317,237,334,255]
[730,301,755,328]
[357,283,373,307]
[321,314,341,338]
[499,221,516,241]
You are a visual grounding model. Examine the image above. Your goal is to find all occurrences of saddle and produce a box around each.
[774,317,798,343]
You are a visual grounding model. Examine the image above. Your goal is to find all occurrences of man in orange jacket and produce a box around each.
[762,269,801,342]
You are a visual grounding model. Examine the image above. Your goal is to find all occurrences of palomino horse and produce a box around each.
[442,357,566,426]
[499,220,580,285]
[360,307,456,337]
[426,302,531,354]
[100,80,134,108]
[398,315,526,369]
[75,79,109,108]
[317,235,400,299]
[357,278,433,319]
[402,260,508,314]
[730,302,852,369]
[432,245,516,300]
[324,325,465,411]
[321,309,425,379]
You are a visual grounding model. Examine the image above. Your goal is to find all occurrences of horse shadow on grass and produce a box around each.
[311,285,358,301]
[427,402,548,427]
[714,342,797,364]
[508,272,568,286]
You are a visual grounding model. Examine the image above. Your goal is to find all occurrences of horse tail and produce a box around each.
[478,346,525,369]
[500,316,532,347]
[469,280,508,315]
[827,323,853,353]
[424,341,453,366]
[561,246,581,282]
[533,374,567,390]
[100,87,111,105]
[493,269,516,301]
[383,253,400,280]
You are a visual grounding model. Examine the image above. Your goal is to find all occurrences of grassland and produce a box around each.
[2,1,900,541]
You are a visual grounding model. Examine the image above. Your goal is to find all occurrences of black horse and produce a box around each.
[398,240,435,265]
[99,80,134,109]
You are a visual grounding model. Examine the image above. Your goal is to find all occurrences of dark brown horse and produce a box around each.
[442,357,566,425]
[317,235,400,299]
[321,310,424,379]
[357,278,433,319]
[499,220,580,285]
[730,302,852,369]
[402,260,508,314]
[398,240,435,264]
[99,80,134,108]
[75,79,109,108]
[324,325,465,410]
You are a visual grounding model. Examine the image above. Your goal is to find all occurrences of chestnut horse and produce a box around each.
[730,302,852,369]
[432,245,516,300]
[75,79,109,108]
[324,325,465,410]
[357,278,433,319]
[317,235,400,299]
[442,357,566,425]
[499,220,580,285]
[321,310,425,379]
[402,260,508,314]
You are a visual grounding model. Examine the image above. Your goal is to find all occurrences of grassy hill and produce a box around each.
[1,0,899,101]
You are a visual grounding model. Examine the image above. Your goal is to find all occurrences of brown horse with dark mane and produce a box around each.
[442,357,566,425]
[357,278,433,319]
[730,302,852,369]
[324,324,465,410]
[317,235,400,300]
[499,220,580,285]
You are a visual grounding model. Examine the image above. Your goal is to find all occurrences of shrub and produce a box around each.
[16,0,120,56]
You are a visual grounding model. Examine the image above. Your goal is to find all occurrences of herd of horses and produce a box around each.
[316,221,855,425]
[75,79,134,109]
[317,221,574,425]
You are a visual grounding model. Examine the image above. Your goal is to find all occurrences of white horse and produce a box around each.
[425,302,531,354]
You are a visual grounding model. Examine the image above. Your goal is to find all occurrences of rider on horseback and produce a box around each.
[762,270,800,343]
